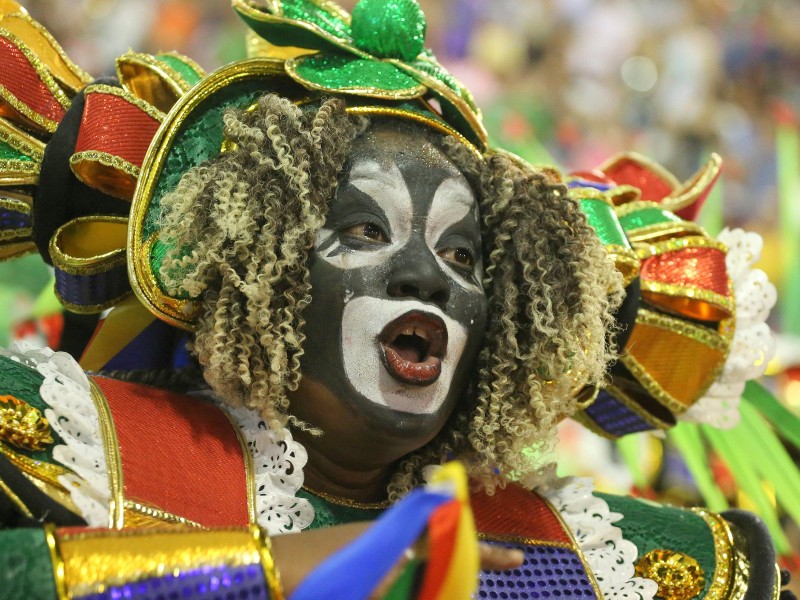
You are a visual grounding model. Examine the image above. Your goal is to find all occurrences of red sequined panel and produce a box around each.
[75,92,160,167]
[641,247,729,297]
[0,37,66,125]
[471,484,571,544]
[94,376,250,528]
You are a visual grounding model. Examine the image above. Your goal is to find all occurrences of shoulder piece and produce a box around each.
[600,493,779,599]
[472,479,658,599]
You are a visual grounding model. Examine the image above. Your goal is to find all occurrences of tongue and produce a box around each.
[392,345,422,363]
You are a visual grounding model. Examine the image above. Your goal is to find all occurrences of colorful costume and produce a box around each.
[0,1,792,598]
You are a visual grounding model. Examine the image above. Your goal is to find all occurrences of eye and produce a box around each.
[342,222,389,244]
[438,247,475,269]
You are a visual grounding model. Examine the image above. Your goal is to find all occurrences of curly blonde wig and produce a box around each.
[157,94,624,496]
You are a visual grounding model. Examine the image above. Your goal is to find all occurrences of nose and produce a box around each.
[387,243,450,309]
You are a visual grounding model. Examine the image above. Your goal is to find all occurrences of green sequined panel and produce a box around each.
[0,528,57,600]
[0,140,32,161]
[600,493,716,598]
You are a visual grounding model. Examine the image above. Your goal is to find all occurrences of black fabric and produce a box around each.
[610,276,640,355]
[33,77,129,264]
[57,311,100,360]
[0,452,86,528]
[722,509,778,600]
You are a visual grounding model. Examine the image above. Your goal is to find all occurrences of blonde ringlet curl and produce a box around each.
[157,93,624,497]
[158,95,367,432]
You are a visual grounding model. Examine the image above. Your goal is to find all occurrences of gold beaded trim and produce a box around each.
[692,509,749,600]
[0,158,38,185]
[302,484,392,509]
[635,235,727,260]
[87,378,125,529]
[641,281,734,318]
[0,115,45,159]
[636,309,729,351]
[49,216,129,275]
[122,500,204,529]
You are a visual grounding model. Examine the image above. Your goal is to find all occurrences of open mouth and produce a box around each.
[379,311,448,386]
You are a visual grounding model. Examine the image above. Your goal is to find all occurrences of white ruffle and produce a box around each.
[1,341,111,527]
[219,406,314,535]
[682,228,776,428]
[538,477,658,599]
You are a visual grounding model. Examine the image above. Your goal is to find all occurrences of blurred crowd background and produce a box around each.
[2,0,799,563]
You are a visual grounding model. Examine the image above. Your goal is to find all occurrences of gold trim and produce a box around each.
[0,225,31,242]
[0,28,72,133]
[635,308,729,352]
[49,215,128,274]
[692,509,748,600]
[302,484,391,509]
[0,115,45,159]
[88,378,124,529]
[116,51,190,99]
[218,404,258,525]
[635,235,727,259]
[346,104,482,161]
[233,0,355,50]
[55,290,132,315]
[129,58,301,332]
[662,153,722,214]
[123,500,204,529]
[160,50,206,81]
[390,57,489,148]
[44,523,69,600]
[624,222,706,244]
[615,199,674,218]
[253,525,285,600]
[477,533,573,548]
[569,185,616,205]
[0,472,33,517]
[640,281,733,318]
[0,239,36,260]
[69,150,140,200]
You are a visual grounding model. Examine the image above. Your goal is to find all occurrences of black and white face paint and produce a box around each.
[290,122,487,441]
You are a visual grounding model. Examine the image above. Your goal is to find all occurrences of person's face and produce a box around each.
[288,123,488,462]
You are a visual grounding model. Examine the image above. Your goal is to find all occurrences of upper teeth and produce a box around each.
[401,326,429,341]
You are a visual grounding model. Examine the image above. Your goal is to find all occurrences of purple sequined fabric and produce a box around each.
[477,542,598,599]
[75,563,269,600]
[0,208,30,229]
[584,389,654,436]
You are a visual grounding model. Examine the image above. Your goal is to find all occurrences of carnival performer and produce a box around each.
[0,0,788,598]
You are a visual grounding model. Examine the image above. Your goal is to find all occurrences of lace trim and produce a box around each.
[2,341,111,527]
[538,476,658,599]
[683,228,777,428]
[220,406,314,535]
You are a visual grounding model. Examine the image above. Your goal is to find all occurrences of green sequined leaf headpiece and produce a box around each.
[233,0,488,151]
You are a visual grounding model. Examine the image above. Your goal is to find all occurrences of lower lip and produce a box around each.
[381,345,442,386]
